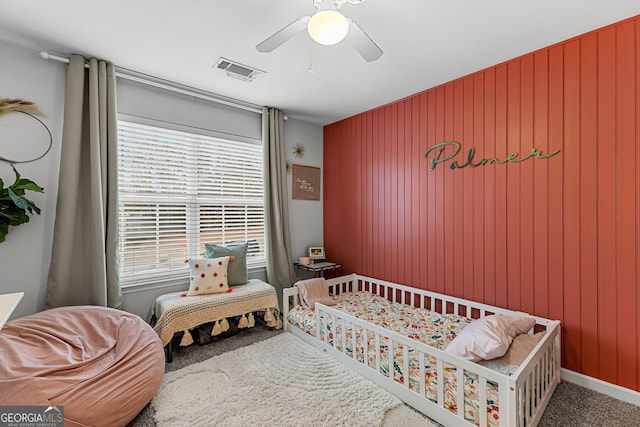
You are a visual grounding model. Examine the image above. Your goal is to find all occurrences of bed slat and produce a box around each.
[342,318,348,356]
[388,339,394,380]
[351,324,357,360]
[419,352,426,397]
[403,344,409,389]
[363,329,369,368]
[479,377,488,427]
[437,359,444,408]
[456,368,464,417]
[375,333,381,374]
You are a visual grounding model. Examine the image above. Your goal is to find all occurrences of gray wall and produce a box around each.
[0,41,65,319]
[285,119,324,263]
[0,40,323,320]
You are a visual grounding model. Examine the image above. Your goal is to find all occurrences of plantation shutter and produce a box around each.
[117,120,265,285]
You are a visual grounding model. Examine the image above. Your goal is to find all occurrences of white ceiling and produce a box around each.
[1,1,639,125]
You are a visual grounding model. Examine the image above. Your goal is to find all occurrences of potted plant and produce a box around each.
[0,165,44,243]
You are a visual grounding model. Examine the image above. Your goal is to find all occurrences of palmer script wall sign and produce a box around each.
[424,141,560,171]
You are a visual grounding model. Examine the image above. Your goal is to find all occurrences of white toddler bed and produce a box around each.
[283,274,561,427]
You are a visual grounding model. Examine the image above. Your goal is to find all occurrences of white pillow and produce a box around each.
[185,256,232,296]
[444,315,536,362]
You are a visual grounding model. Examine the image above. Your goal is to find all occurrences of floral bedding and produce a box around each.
[287,291,502,426]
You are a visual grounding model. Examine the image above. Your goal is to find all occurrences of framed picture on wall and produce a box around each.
[292,164,321,200]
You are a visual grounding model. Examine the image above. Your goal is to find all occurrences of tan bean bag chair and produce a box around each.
[0,306,164,426]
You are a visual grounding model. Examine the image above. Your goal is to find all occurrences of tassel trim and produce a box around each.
[238,314,249,328]
[264,308,274,322]
[212,320,222,336]
[180,330,193,346]
[247,312,255,327]
[220,318,230,332]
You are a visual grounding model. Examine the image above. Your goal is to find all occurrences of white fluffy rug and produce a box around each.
[152,333,435,427]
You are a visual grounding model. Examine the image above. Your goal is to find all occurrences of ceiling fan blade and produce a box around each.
[345,19,383,62]
[256,16,310,53]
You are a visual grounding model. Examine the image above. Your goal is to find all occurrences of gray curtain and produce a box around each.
[45,55,122,309]
[263,106,296,311]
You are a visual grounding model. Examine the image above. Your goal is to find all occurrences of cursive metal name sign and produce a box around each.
[424,141,560,171]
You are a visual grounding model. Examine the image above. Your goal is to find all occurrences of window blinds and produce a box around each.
[117,120,265,285]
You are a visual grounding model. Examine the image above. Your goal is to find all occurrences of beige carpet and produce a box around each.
[151,332,434,427]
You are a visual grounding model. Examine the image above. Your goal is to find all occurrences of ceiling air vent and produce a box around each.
[214,57,266,82]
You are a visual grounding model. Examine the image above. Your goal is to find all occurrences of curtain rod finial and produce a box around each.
[40,51,50,59]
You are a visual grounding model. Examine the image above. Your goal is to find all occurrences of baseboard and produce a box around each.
[561,368,640,407]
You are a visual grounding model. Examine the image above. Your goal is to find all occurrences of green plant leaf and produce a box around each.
[0,211,17,221]
[9,188,25,197]
[0,222,8,243]
[2,205,29,225]
[10,165,21,186]
[25,199,41,215]
[0,167,43,244]
[9,211,29,226]
[7,188,29,209]
[14,178,44,193]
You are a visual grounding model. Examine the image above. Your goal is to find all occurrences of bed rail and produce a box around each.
[352,274,556,327]
[284,274,561,427]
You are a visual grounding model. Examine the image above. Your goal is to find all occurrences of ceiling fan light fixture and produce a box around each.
[307,10,349,46]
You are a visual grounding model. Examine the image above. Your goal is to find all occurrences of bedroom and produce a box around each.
[1,0,640,425]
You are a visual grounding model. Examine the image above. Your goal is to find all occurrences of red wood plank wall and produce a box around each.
[323,15,640,391]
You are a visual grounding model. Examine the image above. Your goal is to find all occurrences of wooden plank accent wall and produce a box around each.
[323,15,640,391]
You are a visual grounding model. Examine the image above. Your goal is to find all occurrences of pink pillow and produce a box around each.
[444,315,536,362]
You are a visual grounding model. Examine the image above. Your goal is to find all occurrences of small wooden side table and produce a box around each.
[294,261,342,278]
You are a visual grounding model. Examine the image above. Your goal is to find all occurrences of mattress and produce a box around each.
[287,291,504,426]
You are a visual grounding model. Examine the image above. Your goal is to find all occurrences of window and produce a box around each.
[117,120,265,286]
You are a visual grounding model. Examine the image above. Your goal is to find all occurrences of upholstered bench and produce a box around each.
[150,278,281,361]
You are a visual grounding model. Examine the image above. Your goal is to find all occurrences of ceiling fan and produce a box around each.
[256,0,383,62]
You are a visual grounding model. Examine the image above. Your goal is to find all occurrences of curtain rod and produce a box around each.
[40,51,263,115]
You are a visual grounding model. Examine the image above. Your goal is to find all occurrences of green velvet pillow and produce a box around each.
[204,242,248,285]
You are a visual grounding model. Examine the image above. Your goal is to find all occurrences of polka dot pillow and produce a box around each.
[184,256,234,296]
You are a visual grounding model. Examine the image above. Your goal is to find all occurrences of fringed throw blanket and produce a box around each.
[294,278,336,310]
[151,279,282,346]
